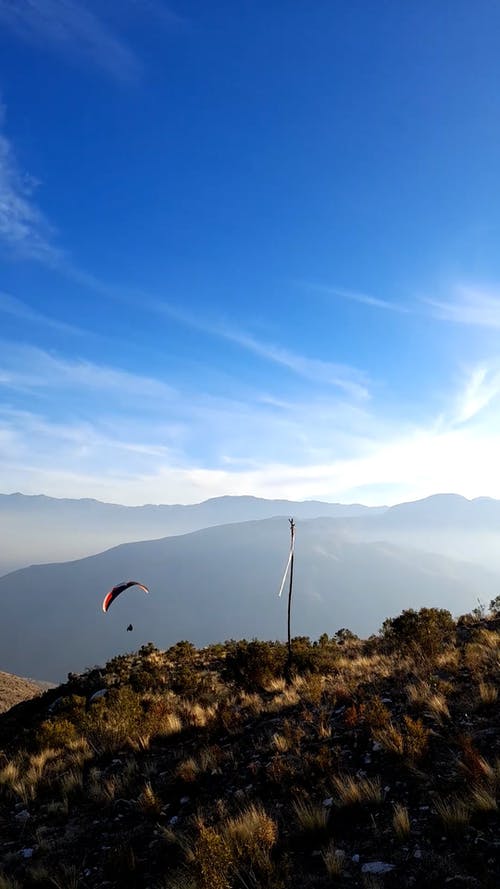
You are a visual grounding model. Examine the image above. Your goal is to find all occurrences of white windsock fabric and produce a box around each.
[277,530,295,597]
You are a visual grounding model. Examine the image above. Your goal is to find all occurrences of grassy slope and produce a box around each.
[0,672,53,715]
[0,618,499,888]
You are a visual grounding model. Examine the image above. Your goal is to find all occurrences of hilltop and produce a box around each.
[1,604,500,888]
[0,673,52,715]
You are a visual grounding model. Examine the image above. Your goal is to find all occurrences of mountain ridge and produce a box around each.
[1,515,498,682]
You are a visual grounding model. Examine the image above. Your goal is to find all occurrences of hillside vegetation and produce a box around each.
[0,674,52,715]
[1,605,500,888]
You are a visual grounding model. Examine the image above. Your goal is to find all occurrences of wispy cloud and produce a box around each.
[3,342,500,506]
[426,286,500,329]
[225,328,370,399]
[452,362,500,425]
[300,282,411,314]
[0,342,176,401]
[0,291,85,335]
[0,407,174,461]
[0,0,140,81]
[0,117,61,263]
[155,303,370,399]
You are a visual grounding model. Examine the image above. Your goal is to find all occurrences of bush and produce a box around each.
[381,607,455,658]
[223,640,287,689]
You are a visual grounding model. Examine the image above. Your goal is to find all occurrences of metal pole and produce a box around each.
[286,518,295,681]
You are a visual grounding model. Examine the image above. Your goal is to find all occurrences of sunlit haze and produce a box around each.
[1,2,500,506]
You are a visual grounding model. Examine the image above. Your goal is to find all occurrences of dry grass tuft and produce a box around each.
[224,803,278,871]
[293,797,329,839]
[0,760,19,800]
[264,677,287,694]
[332,773,382,807]
[322,841,345,876]
[176,757,200,783]
[271,733,290,753]
[392,803,411,839]
[434,796,470,832]
[160,712,183,736]
[478,681,498,706]
[267,687,300,711]
[458,739,495,784]
[137,780,162,816]
[426,693,450,722]
[469,785,498,813]
[372,723,404,756]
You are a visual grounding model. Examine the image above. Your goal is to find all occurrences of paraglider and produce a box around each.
[126,624,133,632]
[101,580,149,613]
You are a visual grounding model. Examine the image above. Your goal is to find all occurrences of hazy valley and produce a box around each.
[2,493,500,681]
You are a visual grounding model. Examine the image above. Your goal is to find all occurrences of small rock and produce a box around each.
[361,862,395,875]
[444,878,481,887]
[352,854,360,863]
[180,796,190,805]
[169,816,179,826]
[21,848,34,859]
[322,797,333,808]
[413,849,422,859]
[15,810,30,823]
[372,741,382,752]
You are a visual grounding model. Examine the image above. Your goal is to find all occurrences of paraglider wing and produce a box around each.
[102,580,149,613]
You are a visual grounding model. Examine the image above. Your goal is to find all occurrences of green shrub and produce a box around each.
[381,607,455,658]
[223,640,287,689]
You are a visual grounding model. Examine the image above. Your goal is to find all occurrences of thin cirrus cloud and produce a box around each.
[0,117,368,403]
[302,280,500,334]
[0,291,85,335]
[1,340,500,505]
[300,281,412,314]
[451,363,500,425]
[0,407,175,461]
[154,302,370,400]
[0,0,139,81]
[0,0,183,82]
[425,286,500,329]
[4,402,500,507]
[0,342,176,401]
[0,120,61,264]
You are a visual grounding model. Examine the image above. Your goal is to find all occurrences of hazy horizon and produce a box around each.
[1,487,499,510]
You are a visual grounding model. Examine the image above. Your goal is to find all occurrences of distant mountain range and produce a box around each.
[1,513,498,682]
[0,492,384,577]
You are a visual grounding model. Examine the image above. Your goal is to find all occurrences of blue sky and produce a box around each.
[1,0,500,506]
